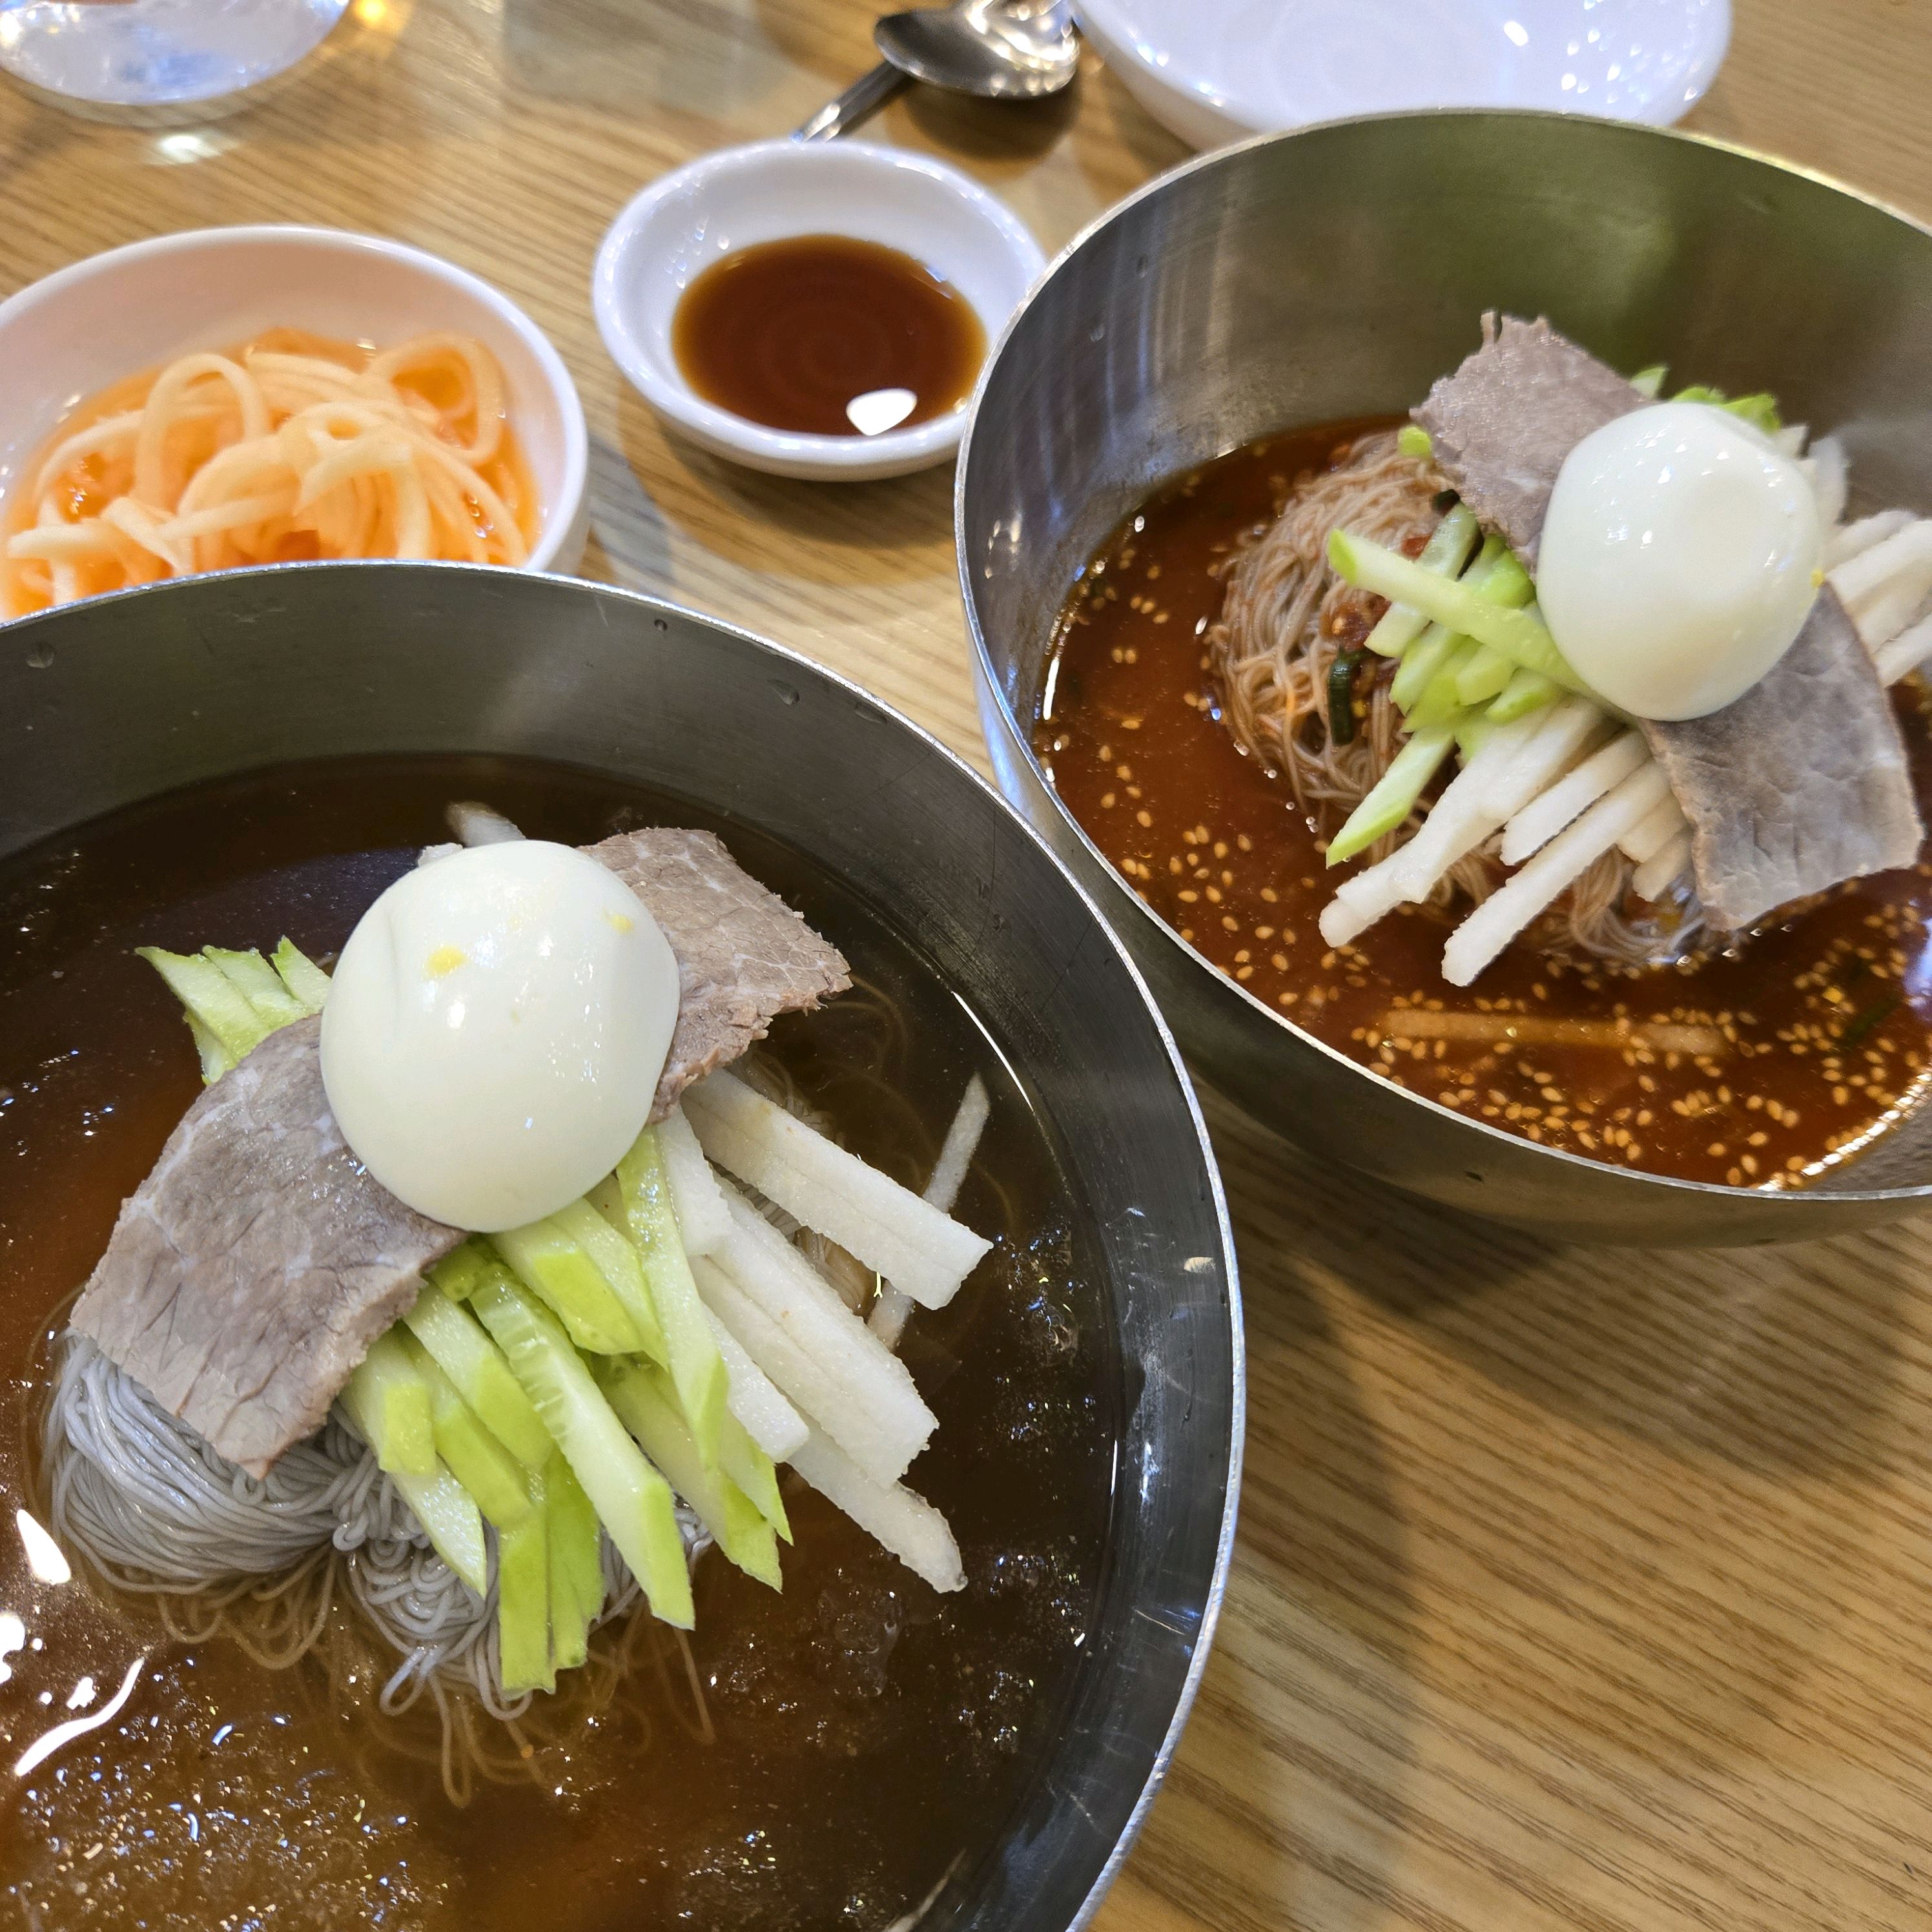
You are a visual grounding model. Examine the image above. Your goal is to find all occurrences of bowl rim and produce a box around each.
[0,221,590,574]
[590,137,1047,479]
[0,553,1247,1929]
[956,105,1932,1215]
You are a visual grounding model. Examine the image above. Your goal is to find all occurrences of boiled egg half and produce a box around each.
[1537,400,1822,721]
[320,841,679,1231]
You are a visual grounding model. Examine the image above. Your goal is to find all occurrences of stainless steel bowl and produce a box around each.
[959,109,1932,1247]
[0,561,1240,1932]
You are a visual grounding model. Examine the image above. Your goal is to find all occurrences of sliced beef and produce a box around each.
[1414,314,1649,570]
[1416,314,1924,925]
[72,828,850,1473]
[587,827,851,1117]
[1643,587,1922,927]
[70,1018,462,1478]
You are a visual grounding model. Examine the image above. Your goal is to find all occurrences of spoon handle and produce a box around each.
[793,59,909,141]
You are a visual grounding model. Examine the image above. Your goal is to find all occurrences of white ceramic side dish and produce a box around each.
[593,139,1046,482]
[1075,0,1731,150]
[0,225,590,579]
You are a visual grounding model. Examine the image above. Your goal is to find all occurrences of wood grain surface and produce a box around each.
[2,2,1929,1925]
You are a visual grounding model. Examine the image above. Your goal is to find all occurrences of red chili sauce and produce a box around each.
[1033,422,1932,1189]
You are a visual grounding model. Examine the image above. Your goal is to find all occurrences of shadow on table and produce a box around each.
[1202,1083,1916,1488]
[611,389,956,589]
[1109,1084,1428,1930]
[896,77,1081,170]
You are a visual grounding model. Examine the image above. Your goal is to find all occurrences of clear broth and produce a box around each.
[0,754,1117,1929]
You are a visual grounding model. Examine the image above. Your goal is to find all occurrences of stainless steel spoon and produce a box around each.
[794,0,1078,143]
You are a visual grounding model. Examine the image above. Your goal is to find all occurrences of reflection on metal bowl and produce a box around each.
[0,560,1239,1932]
[958,109,1932,1246]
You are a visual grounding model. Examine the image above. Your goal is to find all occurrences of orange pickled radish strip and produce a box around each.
[0,326,537,616]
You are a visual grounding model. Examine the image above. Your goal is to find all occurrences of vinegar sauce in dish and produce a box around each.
[672,235,986,439]
[0,755,1116,1930]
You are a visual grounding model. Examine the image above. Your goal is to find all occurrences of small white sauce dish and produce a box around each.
[593,139,1046,482]
[0,225,590,579]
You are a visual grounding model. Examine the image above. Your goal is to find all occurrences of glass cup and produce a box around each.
[0,0,350,114]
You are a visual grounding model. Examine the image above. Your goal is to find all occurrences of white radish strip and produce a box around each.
[1875,613,1932,687]
[1828,520,1932,646]
[1317,892,1379,948]
[447,800,524,845]
[700,1299,808,1460]
[1774,423,1807,458]
[1319,702,1607,949]
[1634,830,1694,903]
[1499,730,1649,867]
[1475,697,1614,820]
[660,1112,730,1256]
[1443,763,1672,987]
[1808,435,1848,529]
[871,1074,991,1348]
[685,1071,991,1309]
[1823,507,1910,571]
[788,1424,963,1594]
[1386,715,1543,894]
[1324,803,1496,945]
[698,1257,929,1486]
[1322,721,1536,944]
[1616,792,1686,865]
[704,1185,937,1481]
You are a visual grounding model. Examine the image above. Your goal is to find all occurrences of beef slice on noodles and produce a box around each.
[587,827,850,1118]
[1415,315,1923,927]
[70,1018,462,1479]
[76,828,850,1474]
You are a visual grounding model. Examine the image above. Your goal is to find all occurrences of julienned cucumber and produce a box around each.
[1454,640,1519,707]
[335,1379,486,1595]
[547,1196,669,1367]
[545,1453,598,1673]
[1325,726,1456,867]
[1328,530,1592,697]
[1408,639,1480,727]
[271,937,332,1012]
[547,1454,605,1636]
[599,1359,781,1589]
[1363,502,1479,658]
[205,947,306,1029]
[720,1412,790,1543]
[471,1273,694,1629]
[496,1466,552,1694]
[1488,666,1560,723]
[400,1331,532,1529]
[136,947,271,1069]
[344,1328,435,1477]
[402,1273,553,1471]
[595,1126,730,1463]
[489,1217,646,1357]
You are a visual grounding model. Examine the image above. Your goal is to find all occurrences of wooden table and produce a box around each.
[6,3,1931,1925]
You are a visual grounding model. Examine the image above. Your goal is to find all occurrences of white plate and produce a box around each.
[1075,0,1731,150]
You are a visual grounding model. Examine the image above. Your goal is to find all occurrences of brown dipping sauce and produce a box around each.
[1034,422,1932,1191]
[672,234,985,437]
[0,755,1116,1929]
